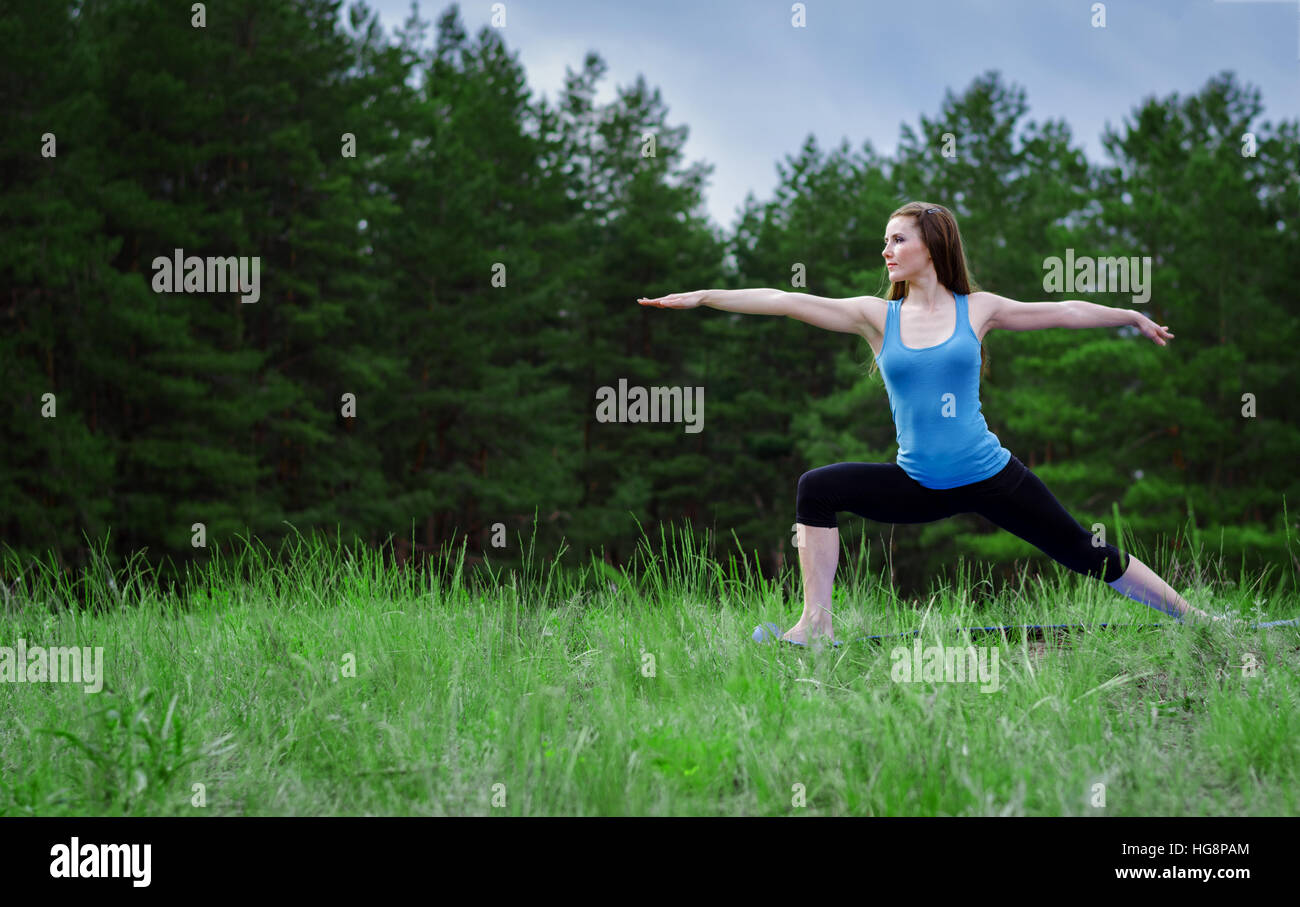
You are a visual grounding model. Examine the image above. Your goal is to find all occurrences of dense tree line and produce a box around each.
[2,0,1296,598]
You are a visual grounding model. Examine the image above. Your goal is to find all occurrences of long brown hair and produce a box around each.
[868,201,987,378]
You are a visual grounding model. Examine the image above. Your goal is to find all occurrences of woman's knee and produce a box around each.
[796,467,839,528]
[1061,536,1128,582]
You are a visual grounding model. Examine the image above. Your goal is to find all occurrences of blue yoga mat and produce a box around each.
[751,617,1300,647]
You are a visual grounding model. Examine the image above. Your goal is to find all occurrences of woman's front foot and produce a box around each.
[781,616,837,646]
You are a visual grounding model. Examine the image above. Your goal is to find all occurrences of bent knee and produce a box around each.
[796,467,840,528]
[797,466,833,500]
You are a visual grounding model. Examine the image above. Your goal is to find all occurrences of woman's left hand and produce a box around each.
[1133,312,1174,346]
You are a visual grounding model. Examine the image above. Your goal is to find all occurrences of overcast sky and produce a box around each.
[352,0,1300,231]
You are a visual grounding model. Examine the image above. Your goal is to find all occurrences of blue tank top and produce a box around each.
[875,292,1011,489]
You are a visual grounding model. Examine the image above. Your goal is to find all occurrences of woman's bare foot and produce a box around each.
[780,616,838,646]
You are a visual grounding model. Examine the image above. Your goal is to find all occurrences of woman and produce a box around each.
[638,201,1215,645]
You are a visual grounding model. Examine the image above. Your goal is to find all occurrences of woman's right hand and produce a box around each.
[637,290,706,309]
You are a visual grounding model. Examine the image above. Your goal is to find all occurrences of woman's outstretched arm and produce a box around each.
[977,291,1174,345]
[639,288,875,335]
[638,288,783,314]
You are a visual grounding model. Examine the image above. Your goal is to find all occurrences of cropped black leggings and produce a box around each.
[795,454,1130,583]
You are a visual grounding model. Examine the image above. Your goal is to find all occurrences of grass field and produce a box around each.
[2,522,1298,816]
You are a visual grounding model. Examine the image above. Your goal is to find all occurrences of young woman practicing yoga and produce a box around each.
[638,201,1213,645]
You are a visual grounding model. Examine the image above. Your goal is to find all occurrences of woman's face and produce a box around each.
[882,217,930,283]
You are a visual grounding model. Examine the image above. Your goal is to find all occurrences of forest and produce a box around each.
[2,0,1297,598]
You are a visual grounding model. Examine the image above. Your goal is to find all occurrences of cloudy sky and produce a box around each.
[352,0,1300,231]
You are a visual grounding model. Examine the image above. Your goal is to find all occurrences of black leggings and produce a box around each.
[795,454,1130,583]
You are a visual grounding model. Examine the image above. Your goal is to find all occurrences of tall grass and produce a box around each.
[0,514,1296,816]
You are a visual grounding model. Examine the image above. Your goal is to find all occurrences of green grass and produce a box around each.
[1,520,1298,816]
